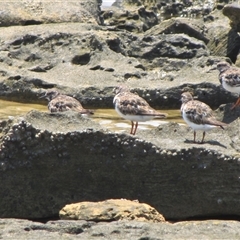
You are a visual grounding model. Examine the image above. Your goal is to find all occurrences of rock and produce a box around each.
[0,23,146,106]
[76,220,240,239]
[59,199,165,223]
[129,33,209,60]
[216,103,240,152]
[0,109,240,220]
[121,0,215,20]
[1,0,240,227]
[215,0,233,10]
[0,218,96,239]
[102,6,158,32]
[215,103,240,124]
[0,0,102,26]
[0,0,238,110]
[223,3,240,31]
[0,21,231,109]
[145,17,209,44]
[205,9,240,63]
[1,218,240,239]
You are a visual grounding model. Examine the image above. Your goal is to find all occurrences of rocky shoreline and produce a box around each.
[0,0,240,238]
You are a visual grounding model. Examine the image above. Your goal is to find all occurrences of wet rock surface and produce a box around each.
[0,0,240,238]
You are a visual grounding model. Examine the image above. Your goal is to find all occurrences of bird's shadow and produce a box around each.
[184,139,227,148]
[217,103,240,124]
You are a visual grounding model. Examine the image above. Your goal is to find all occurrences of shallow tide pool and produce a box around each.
[0,99,184,133]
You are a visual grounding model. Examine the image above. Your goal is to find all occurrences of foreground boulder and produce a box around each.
[59,199,165,222]
[0,108,239,220]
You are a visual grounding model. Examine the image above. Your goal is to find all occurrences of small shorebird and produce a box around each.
[40,90,94,115]
[180,92,227,143]
[216,61,240,110]
[113,86,167,135]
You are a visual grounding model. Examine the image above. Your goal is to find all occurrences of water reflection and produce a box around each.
[93,108,184,133]
[0,99,47,119]
[102,0,115,7]
[0,99,184,133]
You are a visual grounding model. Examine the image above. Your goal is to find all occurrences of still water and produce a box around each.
[0,99,183,133]
[94,108,184,133]
[102,0,115,7]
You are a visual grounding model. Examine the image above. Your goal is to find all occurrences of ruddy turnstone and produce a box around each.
[113,86,167,135]
[180,92,227,143]
[216,61,240,110]
[40,90,94,115]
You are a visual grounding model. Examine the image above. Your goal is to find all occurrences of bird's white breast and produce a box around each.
[222,78,240,94]
[182,111,216,131]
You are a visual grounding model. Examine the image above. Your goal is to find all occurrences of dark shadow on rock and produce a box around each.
[215,103,240,124]
[226,29,240,63]
[184,139,227,148]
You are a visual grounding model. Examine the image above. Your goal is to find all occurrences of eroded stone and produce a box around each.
[59,199,165,223]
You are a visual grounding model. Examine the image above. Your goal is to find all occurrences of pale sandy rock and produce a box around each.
[0,0,102,26]
[223,2,240,31]
[59,199,165,223]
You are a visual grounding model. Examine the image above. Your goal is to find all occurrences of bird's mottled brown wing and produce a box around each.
[48,95,93,114]
[116,92,166,117]
[183,100,226,127]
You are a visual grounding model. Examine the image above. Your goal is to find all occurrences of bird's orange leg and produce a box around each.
[132,122,138,135]
[231,97,240,110]
[201,131,206,144]
[193,131,196,143]
[130,121,134,134]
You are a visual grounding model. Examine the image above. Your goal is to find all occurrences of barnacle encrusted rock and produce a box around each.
[0,108,239,220]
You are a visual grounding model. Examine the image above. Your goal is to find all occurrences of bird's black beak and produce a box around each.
[210,66,217,70]
[39,92,46,99]
[112,87,117,94]
[206,66,217,73]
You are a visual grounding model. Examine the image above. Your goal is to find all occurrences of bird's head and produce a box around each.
[216,62,231,73]
[181,92,194,104]
[39,90,60,101]
[113,85,130,95]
